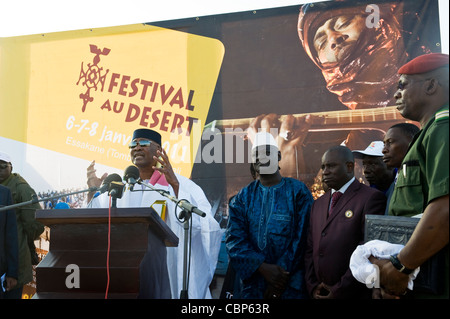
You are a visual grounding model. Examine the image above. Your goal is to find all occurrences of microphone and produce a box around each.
[108,181,125,208]
[93,173,122,198]
[108,181,124,199]
[177,199,207,218]
[136,179,206,218]
[124,165,140,190]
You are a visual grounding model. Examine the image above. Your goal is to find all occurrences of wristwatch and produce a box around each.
[389,253,414,275]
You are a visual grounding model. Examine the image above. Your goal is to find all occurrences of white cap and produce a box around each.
[0,152,12,163]
[352,141,384,159]
[251,132,279,150]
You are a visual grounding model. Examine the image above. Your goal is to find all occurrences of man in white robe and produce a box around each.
[85,128,222,299]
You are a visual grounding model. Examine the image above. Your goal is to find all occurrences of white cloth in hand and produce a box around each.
[350,240,420,290]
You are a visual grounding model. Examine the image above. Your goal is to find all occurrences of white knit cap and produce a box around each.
[0,152,12,163]
[251,132,279,150]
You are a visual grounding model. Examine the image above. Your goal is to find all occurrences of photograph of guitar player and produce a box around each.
[244,0,437,191]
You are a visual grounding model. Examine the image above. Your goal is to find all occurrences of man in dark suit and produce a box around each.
[0,184,19,298]
[304,145,386,299]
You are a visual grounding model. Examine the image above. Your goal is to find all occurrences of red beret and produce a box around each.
[398,53,449,75]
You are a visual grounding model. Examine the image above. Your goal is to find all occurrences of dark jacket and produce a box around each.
[304,179,386,299]
[0,184,19,280]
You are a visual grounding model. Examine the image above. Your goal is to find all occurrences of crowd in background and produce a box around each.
[37,189,87,209]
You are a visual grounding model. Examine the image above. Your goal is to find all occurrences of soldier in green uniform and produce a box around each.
[0,152,44,299]
[371,53,449,299]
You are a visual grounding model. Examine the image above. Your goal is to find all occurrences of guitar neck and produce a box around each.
[205,106,404,131]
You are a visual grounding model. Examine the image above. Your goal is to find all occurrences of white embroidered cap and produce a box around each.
[251,132,279,151]
[0,152,12,163]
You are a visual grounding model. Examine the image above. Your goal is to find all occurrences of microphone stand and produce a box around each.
[0,186,98,211]
[135,179,205,299]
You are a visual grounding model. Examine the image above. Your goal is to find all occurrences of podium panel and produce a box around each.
[33,207,178,299]
[365,214,446,295]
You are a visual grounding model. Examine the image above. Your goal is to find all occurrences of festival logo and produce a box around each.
[76,44,111,112]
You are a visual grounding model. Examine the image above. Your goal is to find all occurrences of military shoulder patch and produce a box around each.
[435,109,449,122]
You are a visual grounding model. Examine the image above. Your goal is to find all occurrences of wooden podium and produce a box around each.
[33,207,178,299]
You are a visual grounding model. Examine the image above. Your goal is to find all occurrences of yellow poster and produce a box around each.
[0,24,224,177]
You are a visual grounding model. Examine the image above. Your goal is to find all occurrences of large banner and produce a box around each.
[0,0,442,224]
[0,24,224,186]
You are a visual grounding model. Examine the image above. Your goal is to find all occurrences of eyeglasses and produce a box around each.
[0,163,10,169]
[128,139,153,149]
